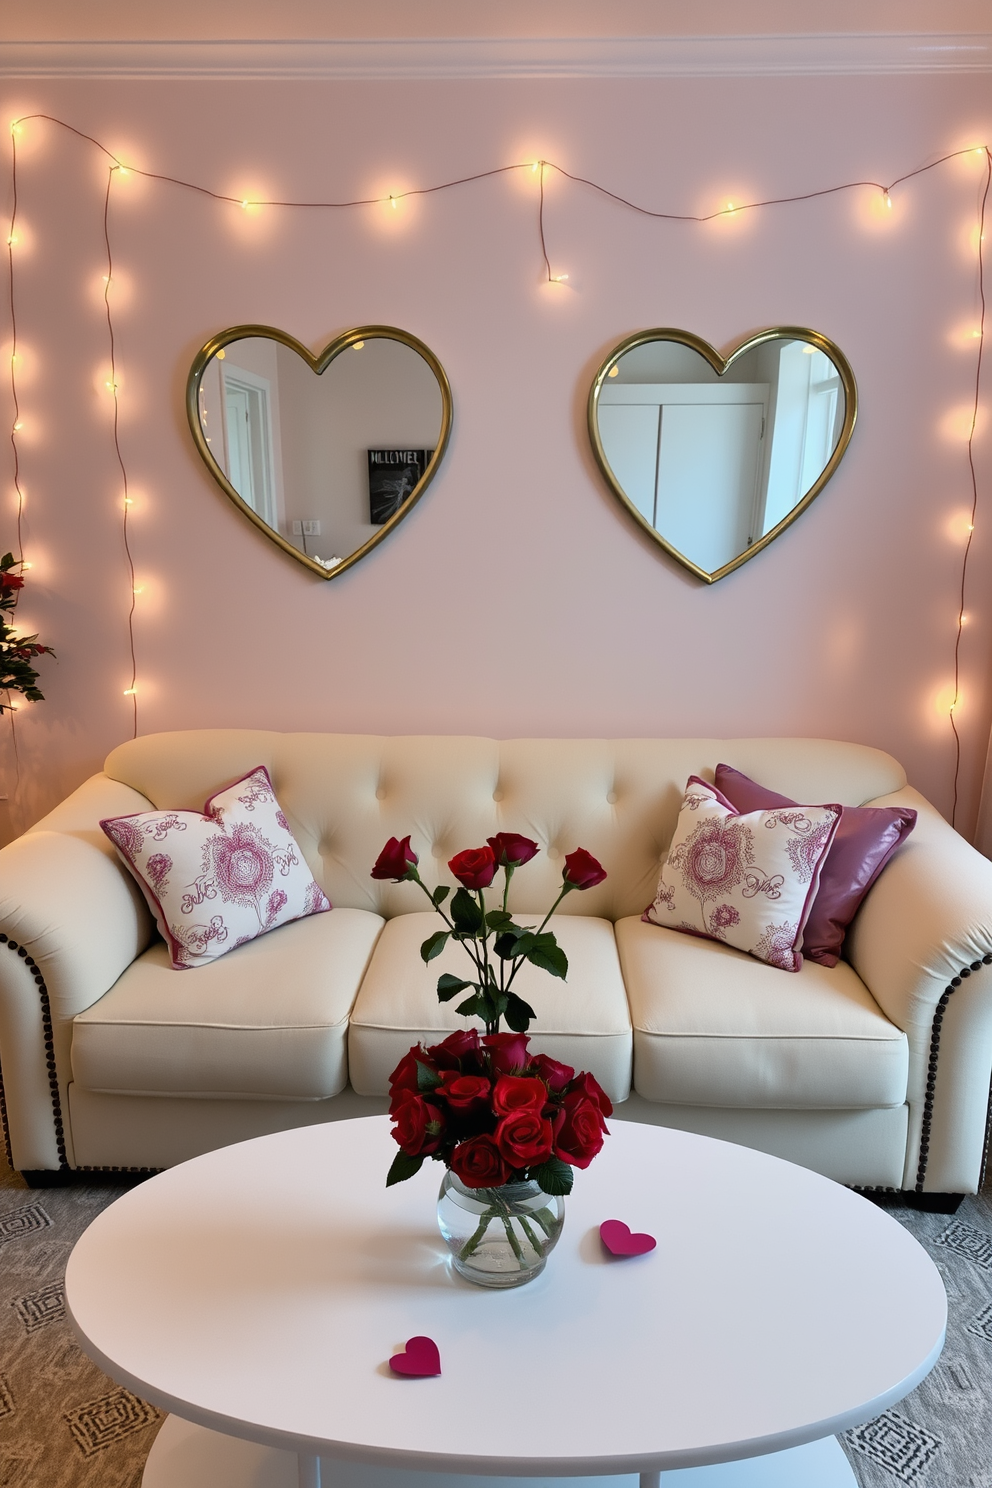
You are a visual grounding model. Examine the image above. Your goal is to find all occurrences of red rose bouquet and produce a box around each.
[385,1027,612,1194]
[371,831,611,1198]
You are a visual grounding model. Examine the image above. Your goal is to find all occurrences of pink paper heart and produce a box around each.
[389,1336,442,1377]
[600,1220,657,1257]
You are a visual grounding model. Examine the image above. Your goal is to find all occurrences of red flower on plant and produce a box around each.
[371,836,419,882]
[487,832,540,868]
[566,1069,614,1118]
[449,1134,510,1188]
[391,1092,446,1157]
[448,845,497,890]
[0,571,24,592]
[425,1028,481,1070]
[482,1031,531,1074]
[439,1072,491,1112]
[530,1053,575,1093]
[553,1091,608,1168]
[495,1111,553,1167]
[562,848,607,890]
[491,1074,548,1117]
[388,1047,425,1098]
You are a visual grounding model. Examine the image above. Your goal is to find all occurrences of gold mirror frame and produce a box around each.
[186,324,453,580]
[587,326,858,584]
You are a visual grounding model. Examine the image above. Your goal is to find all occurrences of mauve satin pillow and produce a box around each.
[714,763,916,967]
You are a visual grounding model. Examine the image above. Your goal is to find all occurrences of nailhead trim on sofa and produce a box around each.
[0,933,69,1173]
[915,953,992,1193]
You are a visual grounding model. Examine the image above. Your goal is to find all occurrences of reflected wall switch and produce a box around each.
[292,520,321,535]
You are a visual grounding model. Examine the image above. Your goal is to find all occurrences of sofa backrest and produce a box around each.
[100,733,906,923]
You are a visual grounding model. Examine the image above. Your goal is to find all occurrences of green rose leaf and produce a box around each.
[416,1059,442,1092]
[503,991,536,1033]
[432,884,451,906]
[436,973,473,1002]
[525,942,568,979]
[531,1157,574,1196]
[455,993,483,1018]
[386,1150,426,1187]
[485,910,514,930]
[420,930,450,964]
[450,888,484,933]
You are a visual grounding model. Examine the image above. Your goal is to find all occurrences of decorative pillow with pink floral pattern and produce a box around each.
[100,766,331,969]
[643,777,841,973]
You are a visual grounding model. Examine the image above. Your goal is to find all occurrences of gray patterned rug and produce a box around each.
[1,1143,989,1488]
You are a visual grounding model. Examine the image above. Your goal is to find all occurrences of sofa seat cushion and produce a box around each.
[616,916,908,1110]
[348,912,632,1103]
[71,908,384,1100]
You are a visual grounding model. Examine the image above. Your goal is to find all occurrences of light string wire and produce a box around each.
[949,146,991,827]
[101,164,139,736]
[4,115,989,815]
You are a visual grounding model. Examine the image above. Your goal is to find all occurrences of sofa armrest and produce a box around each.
[0,774,155,1172]
[846,786,992,1195]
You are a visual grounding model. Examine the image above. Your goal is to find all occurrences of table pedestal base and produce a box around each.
[141,1416,857,1488]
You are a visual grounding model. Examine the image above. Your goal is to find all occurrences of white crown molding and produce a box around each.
[2,33,991,79]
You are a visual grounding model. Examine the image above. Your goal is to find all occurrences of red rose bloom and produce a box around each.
[483,1031,531,1074]
[530,1053,575,1093]
[492,1074,548,1116]
[426,1028,481,1070]
[371,836,419,882]
[388,1047,426,1099]
[448,845,497,890]
[487,832,540,868]
[562,847,607,890]
[390,1092,446,1156]
[450,1134,510,1188]
[495,1111,553,1168]
[439,1072,491,1112]
[567,1069,614,1118]
[553,1092,607,1168]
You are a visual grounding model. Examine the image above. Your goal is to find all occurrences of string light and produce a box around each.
[352,341,365,350]
[4,113,989,817]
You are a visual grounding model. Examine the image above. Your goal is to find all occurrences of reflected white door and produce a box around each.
[597,403,660,524]
[655,402,764,574]
[223,374,276,528]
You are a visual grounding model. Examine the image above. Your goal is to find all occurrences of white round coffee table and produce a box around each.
[64,1117,945,1488]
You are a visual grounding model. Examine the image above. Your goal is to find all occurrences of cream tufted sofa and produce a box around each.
[1,731,992,1209]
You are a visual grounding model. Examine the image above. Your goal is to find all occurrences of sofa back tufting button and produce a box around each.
[492,789,503,803]
[375,787,387,801]
[607,791,618,804]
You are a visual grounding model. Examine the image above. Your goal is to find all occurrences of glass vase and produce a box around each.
[437,1171,565,1288]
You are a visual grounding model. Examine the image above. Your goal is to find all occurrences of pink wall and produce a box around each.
[1,73,990,842]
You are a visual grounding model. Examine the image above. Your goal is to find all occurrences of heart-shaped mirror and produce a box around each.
[186,325,452,579]
[588,328,856,583]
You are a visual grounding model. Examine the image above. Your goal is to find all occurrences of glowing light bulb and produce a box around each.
[12,421,22,431]
[132,585,144,595]
[608,366,619,378]
[552,273,569,283]
[123,686,137,696]
[883,191,892,210]
[10,122,22,136]
[353,341,365,351]
[532,161,541,173]
[240,200,249,210]
[21,562,32,570]
[123,497,134,507]
[389,195,398,209]
[725,201,736,214]
[6,234,16,247]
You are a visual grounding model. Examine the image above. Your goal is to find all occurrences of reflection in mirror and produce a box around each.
[188,327,451,579]
[589,329,856,583]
